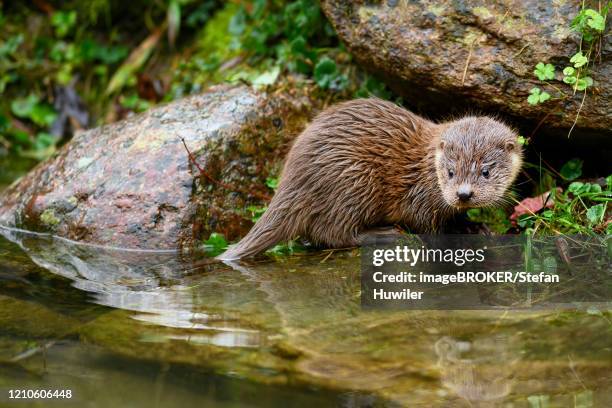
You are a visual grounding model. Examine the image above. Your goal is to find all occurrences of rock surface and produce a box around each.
[322,0,611,135]
[0,82,324,249]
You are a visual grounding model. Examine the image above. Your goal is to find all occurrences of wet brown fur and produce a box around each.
[219,98,522,260]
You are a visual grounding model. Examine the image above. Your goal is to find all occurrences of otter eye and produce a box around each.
[482,168,490,179]
[448,169,454,179]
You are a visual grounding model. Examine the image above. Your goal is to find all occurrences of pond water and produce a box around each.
[0,161,611,407]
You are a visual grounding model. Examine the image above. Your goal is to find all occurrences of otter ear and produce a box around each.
[438,140,446,150]
[504,141,516,152]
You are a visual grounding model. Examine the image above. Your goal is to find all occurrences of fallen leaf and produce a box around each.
[510,188,562,223]
[105,28,163,95]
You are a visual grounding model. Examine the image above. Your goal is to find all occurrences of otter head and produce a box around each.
[435,117,522,209]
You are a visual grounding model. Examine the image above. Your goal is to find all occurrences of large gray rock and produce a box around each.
[322,0,611,136]
[0,82,324,249]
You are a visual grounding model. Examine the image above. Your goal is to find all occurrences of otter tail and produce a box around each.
[217,204,291,260]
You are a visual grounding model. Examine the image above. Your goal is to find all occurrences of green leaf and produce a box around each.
[10,94,39,118]
[203,232,228,255]
[575,76,593,91]
[571,10,588,31]
[313,57,347,90]
[563,75,576,84]
[266,239,305,256]
[80,39,128,64]
[246,205,266,223]
[517,135,528,146]
[568,181,586,194]
[0,34,24,57]
[30,104,57,127]
[50,11,77,38]
[265,177,279,190]
[563,66,575,76]
[56,64,73,85]
[584,9,605,31]
[34,132,55,150]
[538,91,551,102]
[527,88,541,105]
[167,0,181,47]
[588,183,602,193]
[290,36,308,56]
[570,51,588,68]
[10,130,30,146]
[534,62,555,81]
[252,66,280,87]
[586,204,604,224]
[106,29,162,95]
[314,57,336,79]
[560,158,583,180]
[541,210,553,219]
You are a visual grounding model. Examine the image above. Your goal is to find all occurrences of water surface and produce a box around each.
[0,226,610,407]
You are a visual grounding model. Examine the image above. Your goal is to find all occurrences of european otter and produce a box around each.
[219,98,522,260]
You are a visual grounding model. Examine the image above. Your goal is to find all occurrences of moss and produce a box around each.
[357,6,378,23]
[40,208,60,227]
[472,6,493,19]
[0,296,79,338]
[197,3,241,62]
[428,5,446,17]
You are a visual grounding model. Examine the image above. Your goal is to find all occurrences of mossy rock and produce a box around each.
[322,0,611,137]
[0,79,329,249]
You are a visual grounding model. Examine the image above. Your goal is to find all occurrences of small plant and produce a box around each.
[533,62,555,81]
[266,239,306,257]
[51,11,77,38]
[170,0,349,97]
[526,3,608,134]
[203,232,228,256]
[313,57,348,91]
[516,159,611,234]
[527,88,551,105]
[265,176,279,191]
[559,158,583,181]
[246,205,267,223]
[466,208,512,233]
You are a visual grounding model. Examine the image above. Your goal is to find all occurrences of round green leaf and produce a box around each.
[560,158,583,181]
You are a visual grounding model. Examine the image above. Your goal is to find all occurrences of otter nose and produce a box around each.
[457,185,473,202]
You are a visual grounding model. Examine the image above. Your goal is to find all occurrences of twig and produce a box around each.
[568,355,588,390]
[461,39,477,86]
[10,341,56,363]
[567,89,587,138]
[180,138,270,201]
[320,250,335,263]
[529,111,553,139]
[513,43,530,57]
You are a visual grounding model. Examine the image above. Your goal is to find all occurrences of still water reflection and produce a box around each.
[0,226,610,407]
